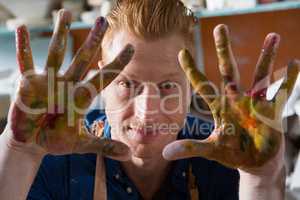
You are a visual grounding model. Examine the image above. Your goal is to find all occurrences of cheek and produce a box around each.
[104,84,132,111]
[160,95,190,114]
[160,86,191,115]
[160,99,188,133]
[104,86,134,128]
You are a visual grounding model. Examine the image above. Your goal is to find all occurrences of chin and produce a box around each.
[125,135,176,160]
[129,143,161,159]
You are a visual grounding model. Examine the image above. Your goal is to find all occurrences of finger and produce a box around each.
[73,44,134,108]
[275,60,300,113]
[251,33,280,91]
[78,44,134,101]
[75,126,131,161]
[16,25,34,74]
[178,49,217,106]
[213,24,240,94]
[45,9,72,73]
[162,139,215,161]
[64,16,108,81]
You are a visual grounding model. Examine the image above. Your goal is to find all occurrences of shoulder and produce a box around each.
[29,154,96,199]
[28,155,71,199]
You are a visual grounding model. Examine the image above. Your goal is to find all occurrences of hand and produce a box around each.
[163,24,299,172]
[5,10,134,161]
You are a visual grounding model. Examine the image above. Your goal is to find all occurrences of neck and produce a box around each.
[122,155,170,200]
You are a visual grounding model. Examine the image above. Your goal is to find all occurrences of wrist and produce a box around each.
[239,167,285,200]
[239,166,285,187]
[1,126,46,162]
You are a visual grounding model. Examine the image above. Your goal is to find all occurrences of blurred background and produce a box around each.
[0,0,299,199]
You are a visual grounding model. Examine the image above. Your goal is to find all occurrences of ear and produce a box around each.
[98,60,106,70]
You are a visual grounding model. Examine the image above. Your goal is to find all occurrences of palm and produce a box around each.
[206,94,281,169]
[163,24,299,170]
[8,10,133,160]
[13,74,82,153]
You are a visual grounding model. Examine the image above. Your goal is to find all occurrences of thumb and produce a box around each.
[162,139,215,161]
[73,126,132,161]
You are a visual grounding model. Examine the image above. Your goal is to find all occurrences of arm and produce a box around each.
[0,129,45,200]
[238,135,286,200]
[239,167,285,200]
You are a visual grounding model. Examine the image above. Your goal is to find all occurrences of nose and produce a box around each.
[134,83,161,121]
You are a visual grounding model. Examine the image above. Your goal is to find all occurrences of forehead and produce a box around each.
[102,31,187,81]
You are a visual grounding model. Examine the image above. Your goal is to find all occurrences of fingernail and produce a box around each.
[56,9,72,29]
[120,44,135,64]
[214,24,229,42]
[179,49,190,59]
[163,144,186,160]
[288,59,300,69]
[263,33,280,54]
[63,12,72,29]
[96,16,108,30]
[16,25,26,34]
[125,44,135,56]
[99,16,107,26]
[103,142,129,157]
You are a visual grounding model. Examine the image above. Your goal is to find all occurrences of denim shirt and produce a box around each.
[27,109,239,200]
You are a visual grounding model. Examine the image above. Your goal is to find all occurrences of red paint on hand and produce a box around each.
[246,88,267,99]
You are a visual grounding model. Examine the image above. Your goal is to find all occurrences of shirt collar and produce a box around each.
[102,119,191,193]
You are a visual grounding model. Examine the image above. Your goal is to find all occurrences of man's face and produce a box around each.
[101,31,191,159]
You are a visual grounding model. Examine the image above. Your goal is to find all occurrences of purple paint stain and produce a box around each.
[246,88,267,99]
[10,106,26,142]
[99,16,107,27]
[84,17,107,49]
[262,33,280,53]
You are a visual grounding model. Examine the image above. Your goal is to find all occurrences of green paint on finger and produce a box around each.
[240,131,251,152]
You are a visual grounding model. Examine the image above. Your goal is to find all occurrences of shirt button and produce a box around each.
[182,172,186,177]
[126,187,133,194]
[115,174,120,180]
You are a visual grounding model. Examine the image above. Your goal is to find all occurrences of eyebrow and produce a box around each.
[160,72,182,80]
[120,72,182,82]
[118,73,139,81]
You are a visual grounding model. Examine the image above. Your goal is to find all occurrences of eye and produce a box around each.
[159,81,178,90]
[158,81,180,96]
[118,80,135,89]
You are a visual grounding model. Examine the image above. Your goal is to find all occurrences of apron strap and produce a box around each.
[93,154,107,200]
[188,164,199,200]
[92,120,107,200]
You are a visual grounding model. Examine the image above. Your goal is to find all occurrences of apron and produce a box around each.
[93,154,199,200]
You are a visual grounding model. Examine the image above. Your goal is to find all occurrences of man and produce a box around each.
[0,0,299,199]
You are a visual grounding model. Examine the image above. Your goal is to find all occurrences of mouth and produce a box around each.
[128,126,159,134]
[125,125,161,143]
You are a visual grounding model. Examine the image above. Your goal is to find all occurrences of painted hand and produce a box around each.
[7,10,134,161]
[163,24,299,171]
